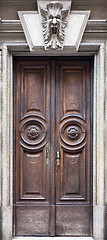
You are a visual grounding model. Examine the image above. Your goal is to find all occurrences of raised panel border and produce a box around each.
[20,151,46,201]
[60,150,86,201]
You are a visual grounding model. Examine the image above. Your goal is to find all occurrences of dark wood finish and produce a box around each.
[49,61,56,236]
[14,59,50,236]
[15,206,49,236]
[56,59,93,236]
[56,205,92,236]
[13,58,93,237]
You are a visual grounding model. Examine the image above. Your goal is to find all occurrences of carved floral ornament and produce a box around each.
[67,126,79,139]
[39,1,70,50]
[27,126,39,140]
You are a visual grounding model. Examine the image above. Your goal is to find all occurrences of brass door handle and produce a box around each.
[46,143,50,165]
[56,150,60,167]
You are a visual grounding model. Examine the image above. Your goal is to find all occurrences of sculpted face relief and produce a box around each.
[40,2,70,50]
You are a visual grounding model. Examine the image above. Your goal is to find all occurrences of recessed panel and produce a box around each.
[15,206,49,236]
[64,70,82,113]
[56,205,91,236]
[60,150,86,201]
[20,151,45,200]
[25,70,45,114]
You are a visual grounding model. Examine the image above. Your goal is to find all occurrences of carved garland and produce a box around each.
[40,2,70,50]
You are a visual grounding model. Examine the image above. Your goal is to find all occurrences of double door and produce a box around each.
[13,58,93,237]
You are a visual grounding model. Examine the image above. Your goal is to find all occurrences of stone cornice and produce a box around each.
[0,19,107,34]
[1,0,107,4]
[73,0,107,4]
[0,19,22,33]
[86,19,107,33]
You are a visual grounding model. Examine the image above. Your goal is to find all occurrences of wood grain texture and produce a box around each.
[56,205,92,236]
[20,151,46,200]
[13,59,50,236]
[56,59,93,236]
[49,61,56,236]
[61,151,86,200]
[15,206,49,236]
[13,57,93,237]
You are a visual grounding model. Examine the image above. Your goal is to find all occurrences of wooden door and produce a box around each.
[55,59,93,236]
[13,58,93,237]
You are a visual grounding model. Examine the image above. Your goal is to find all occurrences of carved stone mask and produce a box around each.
[40,2,70,50]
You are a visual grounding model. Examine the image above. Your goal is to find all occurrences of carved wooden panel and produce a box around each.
[60,150,85,200]
[56,60,91,203]
[15,206,50,236]
[14,59,50,235]
[14,58,93,237]
[56,59,93,236]
[56,205,91,236]
[14,61,50,202]
[22,68,46,116]
[59,114,86,151]
[19,113,47,151]
[20,151,46,200]
[64,71,82,113]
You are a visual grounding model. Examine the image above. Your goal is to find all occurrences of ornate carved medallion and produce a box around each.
[27,126,39,140]
[67,126,79,139]
[60,114,86,151]
[40,2,70,50]
[19,113,47,151]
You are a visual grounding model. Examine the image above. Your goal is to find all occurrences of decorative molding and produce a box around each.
[60,114,86,151]
[1,0,107,7]
[18,9,90,52]
[72,0,107,4]
[65,11,90,51]
[0,19,107,33]
[0,19,23,33]
[18,11,43,51]
[27,102,41,112]
[12,237,94,240]
[27,126,39,139]
[67,126,79,139]
[0,50,1,207]
[1,42,100,56]
[38,2,70,50]
[86,19,107,33]
[0,41,105,240]
[19,113,47,151]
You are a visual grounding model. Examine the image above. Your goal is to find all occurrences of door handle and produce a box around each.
[56,150,60,167]
[46,143,50,165]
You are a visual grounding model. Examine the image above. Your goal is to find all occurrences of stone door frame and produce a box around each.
[0,42,105,240]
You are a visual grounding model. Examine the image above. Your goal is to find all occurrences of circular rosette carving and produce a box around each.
[60,114,86,151]
[27,126,39,140]
[19,113,47,151]
[67,126,79,139]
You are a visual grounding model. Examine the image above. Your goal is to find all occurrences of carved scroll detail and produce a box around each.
[40,2,70,50]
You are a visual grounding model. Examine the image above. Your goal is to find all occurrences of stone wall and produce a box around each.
[0,0,107,20]
[0,1,107,239]
[0,50,2,239]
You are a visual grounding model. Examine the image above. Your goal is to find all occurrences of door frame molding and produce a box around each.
[0,42,105,240]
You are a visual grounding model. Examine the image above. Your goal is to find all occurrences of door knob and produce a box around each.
[56,150,60,167]
[46,143,50,165]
